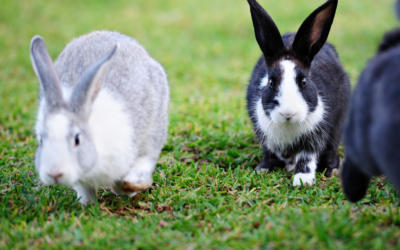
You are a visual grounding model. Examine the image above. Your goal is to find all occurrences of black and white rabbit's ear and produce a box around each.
[247,0,284,59]
[292,0,338,64]
[69,45,118,119]
[30,36,63,108]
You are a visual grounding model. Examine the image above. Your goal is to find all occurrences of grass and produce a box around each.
[1,0,400,249]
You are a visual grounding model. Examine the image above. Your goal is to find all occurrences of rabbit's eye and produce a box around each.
[302,78,307,87]
[75,134,80,146]
[269,79,274,88]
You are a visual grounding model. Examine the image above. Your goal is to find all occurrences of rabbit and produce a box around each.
[342,1,400,202]
[30,31,169,204]
[246,0,351,186]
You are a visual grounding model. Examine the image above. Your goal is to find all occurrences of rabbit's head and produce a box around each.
[377,0,400,54]
[30,36,117,185]
[247,0,337,125]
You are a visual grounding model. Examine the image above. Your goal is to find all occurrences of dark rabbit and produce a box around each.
[246,0,350,186]
[342,1,400,202]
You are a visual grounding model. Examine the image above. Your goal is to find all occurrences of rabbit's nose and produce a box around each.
[280,111,297,121]
[48,173,63,183]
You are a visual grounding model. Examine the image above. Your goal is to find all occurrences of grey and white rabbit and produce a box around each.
[30,31,169,204]
[246,0,351,186]
[342,0,400,202]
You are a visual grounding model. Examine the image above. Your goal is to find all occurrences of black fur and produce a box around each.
[342,3,400,201]
[247,0,284,61]
[246,0,350,179]
[378,29,400,53]
[292,0,338,64]
[294,157,312,175]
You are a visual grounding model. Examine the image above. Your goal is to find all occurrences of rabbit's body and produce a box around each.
[248,33,349,170]
[31,31,169,204]
[246,0,350,186]
[342,28,400,202]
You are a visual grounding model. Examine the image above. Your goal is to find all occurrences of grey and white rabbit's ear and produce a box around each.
[292,0,338,64]
[68,45,118,119]
[30,36,63,108]
[247,0,284,60]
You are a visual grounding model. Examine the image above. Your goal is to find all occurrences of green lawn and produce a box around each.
[1,0,400,249]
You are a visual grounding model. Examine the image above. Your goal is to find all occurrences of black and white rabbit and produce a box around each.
[246,0,350,186]
[342,1,400,202]
[30,31,169,204]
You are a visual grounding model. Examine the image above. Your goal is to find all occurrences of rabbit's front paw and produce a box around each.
[74,185,96,205]
[121,157,156,193]
[293,173,315,186]
[121,178,153,192]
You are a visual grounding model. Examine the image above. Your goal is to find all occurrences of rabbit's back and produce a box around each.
[54,31,168,103]
[346,46,400,175]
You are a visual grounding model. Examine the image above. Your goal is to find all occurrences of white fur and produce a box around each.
[124,157,156,184]
[39,114,79,184]
[270,60,308,124]
[293,154,317,186]
[112,156,156,196]
[255,60,326,152]
[36,88,135,188]
[35,98,46,142]
[80,89,135,187]
[293,173,315,186]
[73,185,95,204]
[259,74,269,88]
[286,163,296,172]
[256,97,325,152]
[35,84,73,142]
[46,114,69,141]
[61,84,73,101]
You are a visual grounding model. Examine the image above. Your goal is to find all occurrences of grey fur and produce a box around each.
[31,31,169,204]
[30,36,64,109]
[68,45,117,118]
[54,31,169,159]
